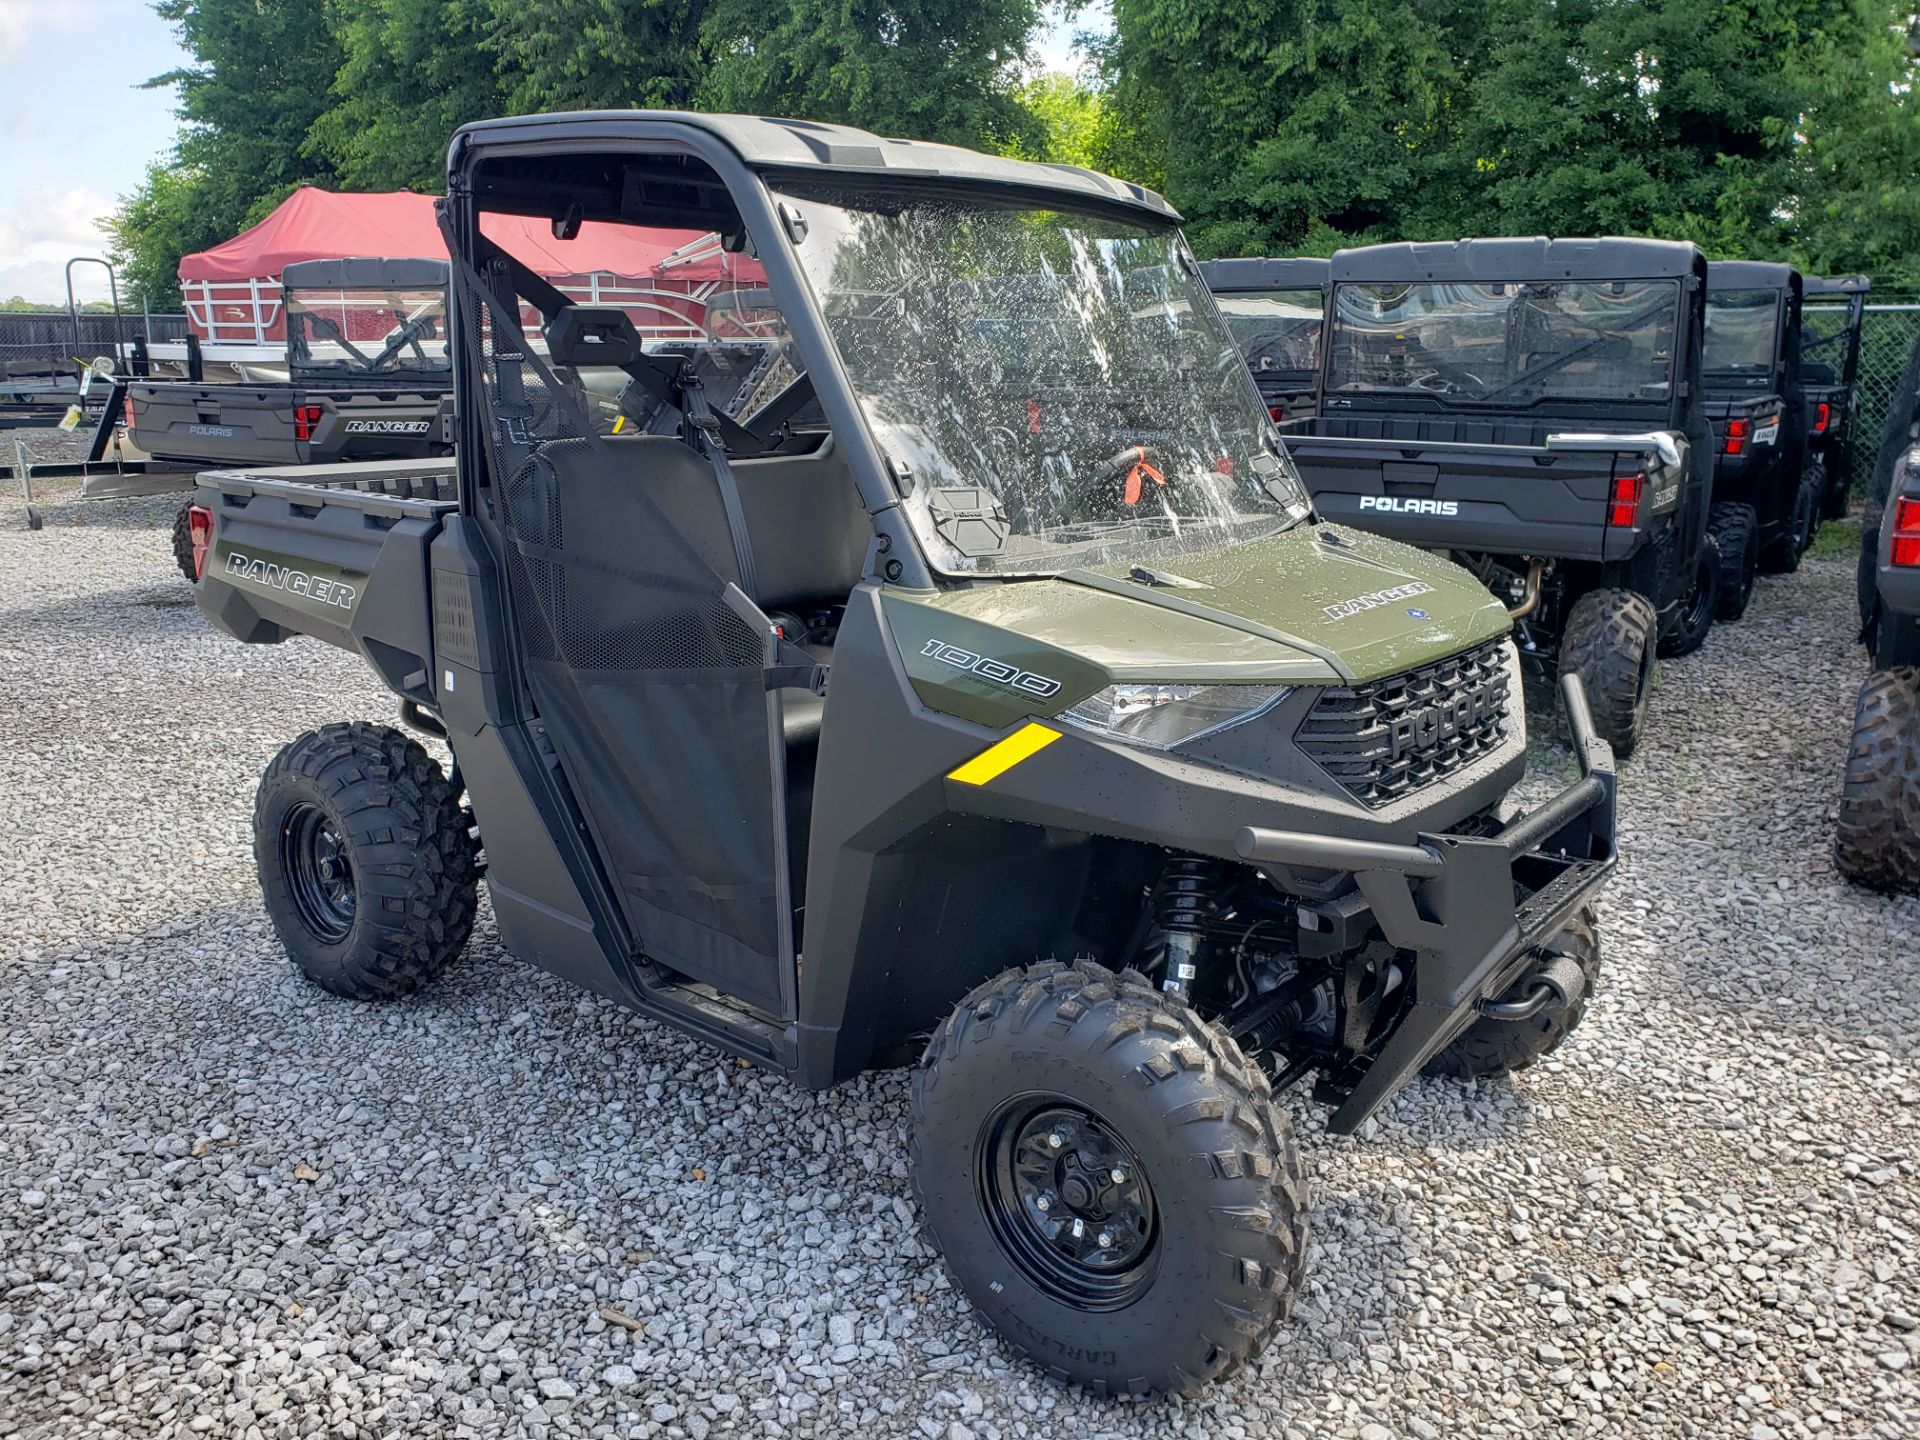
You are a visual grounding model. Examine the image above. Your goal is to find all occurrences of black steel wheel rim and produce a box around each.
[977,1095,1160,1310]
[281,802,356,944]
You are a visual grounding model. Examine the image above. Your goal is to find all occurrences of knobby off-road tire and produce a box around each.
[254,722,479,999]
[1558,588,1657,759]
[910,959,1309,1398]
[1834,668,1920,894]
[1709,502,1760,622]
[1655,531,1720,659]
[1424,908,1601,1079]
[171,502,198,584]
[1801,461,1831,555]
[1762,470,1820,574]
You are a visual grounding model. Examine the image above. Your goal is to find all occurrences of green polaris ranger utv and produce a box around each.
[190,111,1617,1397]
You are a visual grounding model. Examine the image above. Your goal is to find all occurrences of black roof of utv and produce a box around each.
[1804,274,1872,297]
[1706,259,1801,292]
[281,257,450,290]
[1330,236,1703,284]
[449,110,1178,223]
[1199,257,1330,292]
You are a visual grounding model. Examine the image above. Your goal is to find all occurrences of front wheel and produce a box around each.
[254,722,479,999]
[1708,502,1759,622]
[1762,471,1819,574]
[1834,668,1920,893]
[1558,588,1657,759]
[1655,531,1720,659]
[910,960,1308,1397]
[1424,909,1601,1078]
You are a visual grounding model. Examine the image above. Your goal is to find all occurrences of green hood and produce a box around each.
[883,524,1512,727]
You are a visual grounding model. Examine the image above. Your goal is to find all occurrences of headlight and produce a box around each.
[1062,683,1292,749]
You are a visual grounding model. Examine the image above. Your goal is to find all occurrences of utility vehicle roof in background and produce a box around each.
[1804,274,1872,296]
[1199,257,1330,292]
[1330,237,1704,284]
[281,257,449,290]
[1706,260,1802,290]
[450,111,1179,223]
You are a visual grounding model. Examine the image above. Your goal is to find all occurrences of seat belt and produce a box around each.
[436,206,765,603]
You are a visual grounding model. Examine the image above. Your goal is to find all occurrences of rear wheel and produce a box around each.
[1798,463,1829,559]
[254,722,479,999]
[170,503,197,583]
[1424,909,1601,1078]
[910,959,1308,1397]
[1558,588,1657,759]
[1656,532,1719,659]
[1834,668,1920,894]
[1708,502,1760,621]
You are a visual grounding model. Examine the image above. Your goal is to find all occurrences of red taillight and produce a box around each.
[1814,402,1831,434]
[292,403,324,442]
[1609,471,1645,529]
[187,505,214,581]
[1892,497,1920,568]
[123,394,136,428]
[1268,404,1286,422]
[1723,417,1751,456]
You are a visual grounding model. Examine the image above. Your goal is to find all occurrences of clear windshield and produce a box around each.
[774,185,1307,576]
[1216,289,1324,374]
[1798,303,1854,382]
[286,287,451,379]
[1327,279,1680,403]
[1703,289,1780,373]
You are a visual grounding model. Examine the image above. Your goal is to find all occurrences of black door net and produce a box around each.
[448,211,794,1018]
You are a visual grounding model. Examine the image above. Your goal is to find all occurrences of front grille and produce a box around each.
[1297,638,1512,806]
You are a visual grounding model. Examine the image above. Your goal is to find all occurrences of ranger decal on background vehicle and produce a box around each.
[343,418,435,435]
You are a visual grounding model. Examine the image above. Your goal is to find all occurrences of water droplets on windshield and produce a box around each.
[776,187,1308,576]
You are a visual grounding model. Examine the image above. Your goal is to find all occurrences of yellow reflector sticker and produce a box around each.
[947,722,1062,786]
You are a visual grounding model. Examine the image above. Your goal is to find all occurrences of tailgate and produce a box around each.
[128,383,302,466]
[1283,429,1655,564]
[194,461,456,700]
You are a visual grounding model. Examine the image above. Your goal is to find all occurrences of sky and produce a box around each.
[0,1,1104,308]
[0,1,191,304]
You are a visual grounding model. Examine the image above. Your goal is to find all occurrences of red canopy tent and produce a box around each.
[178,186,761,345]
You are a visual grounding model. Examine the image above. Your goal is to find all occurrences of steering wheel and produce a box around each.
[1089,444,1171,508]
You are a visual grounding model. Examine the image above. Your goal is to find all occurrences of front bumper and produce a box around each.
[1236,672,1618,1133]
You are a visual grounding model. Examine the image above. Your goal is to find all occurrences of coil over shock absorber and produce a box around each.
[1155,856,1220,999]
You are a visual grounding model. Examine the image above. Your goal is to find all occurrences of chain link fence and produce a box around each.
[1843,301,1920,466]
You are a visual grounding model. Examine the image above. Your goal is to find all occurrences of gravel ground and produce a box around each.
[3,492,1918,1440]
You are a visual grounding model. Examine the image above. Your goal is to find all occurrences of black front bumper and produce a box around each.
[1236,673,1618,1133]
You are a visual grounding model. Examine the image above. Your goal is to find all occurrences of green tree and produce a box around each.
[307,0,504,192]
[486,0,712,113]
[1005,72,1106,167]
[1096,0,1478,257]
[103,163,220,311]
[698,0,1043,149]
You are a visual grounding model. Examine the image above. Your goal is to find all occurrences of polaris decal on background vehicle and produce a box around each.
[920,639,1062,698]
[1322,580,1437,621]
[188,424,235,438]
[1359,496,1460,516]
[342,418,434,435]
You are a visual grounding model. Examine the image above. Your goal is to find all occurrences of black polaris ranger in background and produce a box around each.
[147,258,455,580]
[1199,257,1328,421]
[188,111,1618,1398]
[1702,260,1814,572]
[1800,274,1872,523]
[1836,329,1920,892]
[1278,237,1725,757]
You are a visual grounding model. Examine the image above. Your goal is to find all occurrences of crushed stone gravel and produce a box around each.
[2,490,1917,1439]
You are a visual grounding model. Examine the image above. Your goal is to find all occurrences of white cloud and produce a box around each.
[0,0,84,61]
[0,188,120,304]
